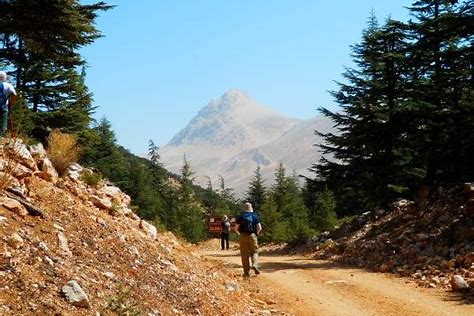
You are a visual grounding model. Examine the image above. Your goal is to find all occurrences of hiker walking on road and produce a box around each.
[220,215,231,250]
[235,202,262,277]
[0,71,17,137]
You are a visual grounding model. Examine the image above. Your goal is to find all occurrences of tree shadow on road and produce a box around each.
[205,252,240,258]
[443,291,474,305]
[259,258,344,273]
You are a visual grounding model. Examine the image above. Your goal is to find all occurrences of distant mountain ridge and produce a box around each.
[160,89,333,195]
[168,89,299,148]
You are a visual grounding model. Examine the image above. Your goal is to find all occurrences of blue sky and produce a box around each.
[82,0,412,154]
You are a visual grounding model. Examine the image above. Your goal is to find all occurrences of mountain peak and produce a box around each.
[221,88,248,101]
[165,90,299,148]
[207,89,253,113]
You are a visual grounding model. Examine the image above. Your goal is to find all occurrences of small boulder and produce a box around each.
[0,196,28,217]
[391,199,415,213]
[98,185,122,201]
[139,220,157,239]
[37,158,59,183]
[62,280,90,308]
[450,275,470,291]
[38,242,49,252]
[320,238,334,250]
[65,163,84,181]
[57,232,72,256]
[226,282,240,292]
[128,213,140,221]
[90,195,112,210]
[28,143,47,160]
[9,139,37,170]
[7,232,24,249]
[12,164,33,179]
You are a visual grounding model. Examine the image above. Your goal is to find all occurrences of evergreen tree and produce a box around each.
[217,174,238,211]
[310,188,337,232]
[125,159,162,221]
[176,157,206,242]
[245,166,266,214]
[259,196,281,242]
[314,15,412,214]
[82,117,126,185]
[266,163,313,242]
[147,139,167,188]
[0,0,112,140]
[407,0,474,184]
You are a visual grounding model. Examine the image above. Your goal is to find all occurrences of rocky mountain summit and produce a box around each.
[168,89,299,148]
[0,138,287,315]
[161,90,333,194]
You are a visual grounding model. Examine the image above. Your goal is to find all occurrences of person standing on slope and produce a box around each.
[0,71,17,137]
[220,215,231,250]
[235,202,262,277]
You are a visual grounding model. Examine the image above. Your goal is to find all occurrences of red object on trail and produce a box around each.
[207,216,236,233]
[9,109,14,138]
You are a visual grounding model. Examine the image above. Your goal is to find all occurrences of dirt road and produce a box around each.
[203,249,473,316]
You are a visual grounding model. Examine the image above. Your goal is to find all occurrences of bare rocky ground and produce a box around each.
[202,246,474,316]
[262,186,474,301]
[0,139,289,316]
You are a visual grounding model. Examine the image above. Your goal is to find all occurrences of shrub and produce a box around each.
[108,197,122,216]
[46,129,80,175]
[79,169,102,187]
[104,286,142,316]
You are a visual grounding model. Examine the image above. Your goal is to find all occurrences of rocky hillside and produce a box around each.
[308,187,474,294]
[0,138,287,315]
[161,89,333,194]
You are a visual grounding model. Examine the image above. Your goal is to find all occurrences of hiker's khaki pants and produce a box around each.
[239,233,259,274]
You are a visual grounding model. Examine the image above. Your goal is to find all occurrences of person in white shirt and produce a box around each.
[0,71,17,137]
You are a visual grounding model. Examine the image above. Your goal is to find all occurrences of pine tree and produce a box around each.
[176,157,206,242]
[314,15,412,214]
[217,175,238,209]
[259,196,281,242]
[245,166,266,214]
[407,0,474,184]
[310,188,337,232]
[82,117,126,185]
[125,159,162,221]
[147,139,167,188]
[0,0,112,140]
[267,163,313,242]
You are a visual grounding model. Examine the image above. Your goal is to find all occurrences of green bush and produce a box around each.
[104,286,142,316]
[79,169,102,187]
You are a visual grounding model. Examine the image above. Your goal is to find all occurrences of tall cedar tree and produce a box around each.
[0,0,112,139]
[407,0,474,184]
[314,16,413,214]
[82,117,127,186]
[245,166,267,214]
[302,180,337,231]
[177,157,206,242]
[265,163,313,242]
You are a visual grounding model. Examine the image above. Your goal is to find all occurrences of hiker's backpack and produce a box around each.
[0,83,6,110]
[238,212,257,234]
[221,220,230,233]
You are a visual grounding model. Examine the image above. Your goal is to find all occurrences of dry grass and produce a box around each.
[46,129,80,175]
